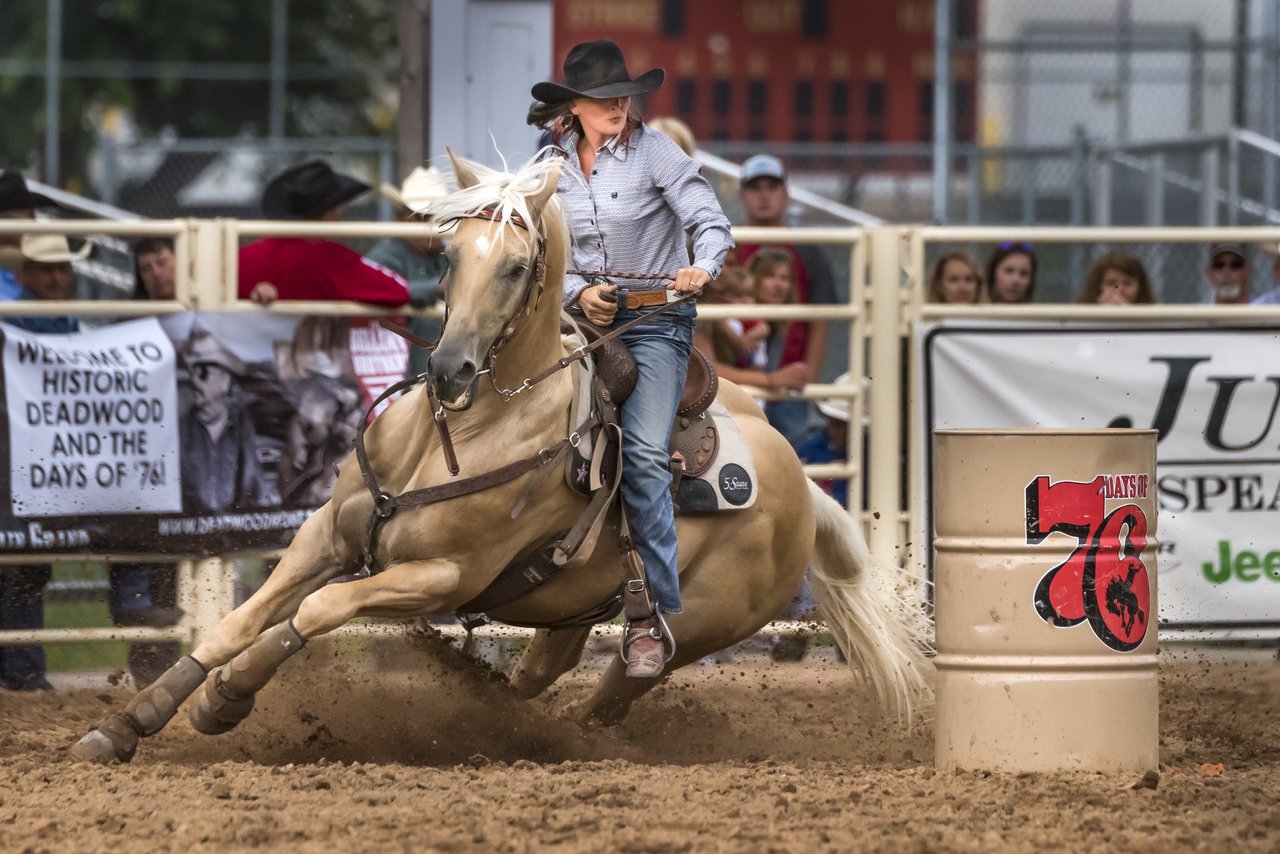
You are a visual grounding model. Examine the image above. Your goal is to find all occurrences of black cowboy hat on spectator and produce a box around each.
[531,39,665,103]
[0,171,54,213]
[260,159,370,220]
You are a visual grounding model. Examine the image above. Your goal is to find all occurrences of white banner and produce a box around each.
[5,318,181,517]
[918,321,1280,629]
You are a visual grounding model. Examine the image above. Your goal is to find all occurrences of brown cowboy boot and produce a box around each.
[623,618,665,678]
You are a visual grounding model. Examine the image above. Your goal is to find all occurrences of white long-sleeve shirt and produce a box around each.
[555,124,734,310]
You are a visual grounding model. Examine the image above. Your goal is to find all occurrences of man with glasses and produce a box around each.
[1203,242,1252,305]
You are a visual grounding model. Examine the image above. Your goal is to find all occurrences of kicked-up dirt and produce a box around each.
[0,631,1277,852]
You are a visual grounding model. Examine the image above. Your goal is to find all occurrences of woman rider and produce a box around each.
[528,40,734,678]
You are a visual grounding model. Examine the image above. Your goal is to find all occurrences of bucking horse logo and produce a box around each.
[1105,568,1146,637]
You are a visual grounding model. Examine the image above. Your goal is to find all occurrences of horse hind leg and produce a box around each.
[569,655,662,727]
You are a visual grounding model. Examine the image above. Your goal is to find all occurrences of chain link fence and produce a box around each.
[94,136,396,222]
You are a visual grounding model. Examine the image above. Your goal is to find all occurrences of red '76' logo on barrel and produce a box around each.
[1025,475,1151,652]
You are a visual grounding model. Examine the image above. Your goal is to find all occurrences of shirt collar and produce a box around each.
[601,132,627,160]
[564,130,629,163]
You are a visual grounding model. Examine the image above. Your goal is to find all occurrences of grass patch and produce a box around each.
[43,562,127,672]
[45,601,126,672]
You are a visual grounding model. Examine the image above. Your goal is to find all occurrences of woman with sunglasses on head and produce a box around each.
[985,242,1037,304]
[527,40,734,679]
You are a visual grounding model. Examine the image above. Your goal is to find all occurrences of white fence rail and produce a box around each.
[4,218,1280,646]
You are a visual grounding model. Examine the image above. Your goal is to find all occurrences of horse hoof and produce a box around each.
[188,674,255,735]
[70,715,138,764]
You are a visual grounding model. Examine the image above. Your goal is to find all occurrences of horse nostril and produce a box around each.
[427,351,478,401]
[457,360,477,385]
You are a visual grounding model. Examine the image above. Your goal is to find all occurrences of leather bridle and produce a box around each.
[434,206,548,411]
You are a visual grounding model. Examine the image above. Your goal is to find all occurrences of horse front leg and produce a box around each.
[186,555,462,736]
[509,625,593,699]
[71,511,344,764]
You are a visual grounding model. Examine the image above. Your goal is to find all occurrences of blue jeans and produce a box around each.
[765,399,816,451]
[108,565,153,616]
[0,566,50,691]
[614,308,693,614]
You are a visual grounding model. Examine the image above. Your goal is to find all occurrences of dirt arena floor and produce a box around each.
[1,631,1277,853]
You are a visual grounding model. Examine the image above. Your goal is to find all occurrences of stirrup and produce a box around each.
[620,610,677,665]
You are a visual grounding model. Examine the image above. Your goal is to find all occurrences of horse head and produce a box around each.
[427,151,564,410]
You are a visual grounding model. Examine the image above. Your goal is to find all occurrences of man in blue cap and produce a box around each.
[736,153,837,449]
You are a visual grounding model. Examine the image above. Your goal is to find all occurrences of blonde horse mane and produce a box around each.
[423,150,566,248]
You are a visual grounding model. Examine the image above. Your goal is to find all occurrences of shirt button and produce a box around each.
[592,169,598,175]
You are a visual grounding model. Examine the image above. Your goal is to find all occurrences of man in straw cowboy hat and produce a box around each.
[366,165,451,377]
[0,176,65,691]
[238,159,410,307]
[0,171,56,302]
[0,233,92,334]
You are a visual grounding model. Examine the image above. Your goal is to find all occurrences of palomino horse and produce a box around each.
[72,153,930,764]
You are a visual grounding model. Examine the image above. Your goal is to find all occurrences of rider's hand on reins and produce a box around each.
[580,283,619,326]
[668,267,710,294]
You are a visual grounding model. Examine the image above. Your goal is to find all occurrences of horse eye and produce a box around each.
[509,265,527,278]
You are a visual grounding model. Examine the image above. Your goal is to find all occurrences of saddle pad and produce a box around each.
[560,319,757,512]
[674,399,758,513]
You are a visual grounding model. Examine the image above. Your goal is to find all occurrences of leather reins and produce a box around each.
[352,205,697,576]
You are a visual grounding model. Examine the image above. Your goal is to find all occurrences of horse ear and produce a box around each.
[448,147,482,190]
[525,163,560,218]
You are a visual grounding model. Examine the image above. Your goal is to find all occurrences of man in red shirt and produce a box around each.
[736,153,837,448]
[239,159,410,306]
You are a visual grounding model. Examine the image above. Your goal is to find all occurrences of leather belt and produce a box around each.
[623,289,671,309]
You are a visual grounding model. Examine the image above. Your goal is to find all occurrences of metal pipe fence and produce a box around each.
[4,218,1280,649]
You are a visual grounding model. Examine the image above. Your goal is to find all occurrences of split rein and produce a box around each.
[351,205,697,575]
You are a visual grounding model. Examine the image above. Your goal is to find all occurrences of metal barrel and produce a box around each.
[932,428,1159,774]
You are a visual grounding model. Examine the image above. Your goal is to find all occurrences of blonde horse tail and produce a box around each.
[805,479,934,725]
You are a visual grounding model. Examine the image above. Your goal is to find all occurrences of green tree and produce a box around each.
[0,0,399,191]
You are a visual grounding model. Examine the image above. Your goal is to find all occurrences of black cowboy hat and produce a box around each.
[0,171,54,213]
[531,39,665,103]
[260,159,370,220]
